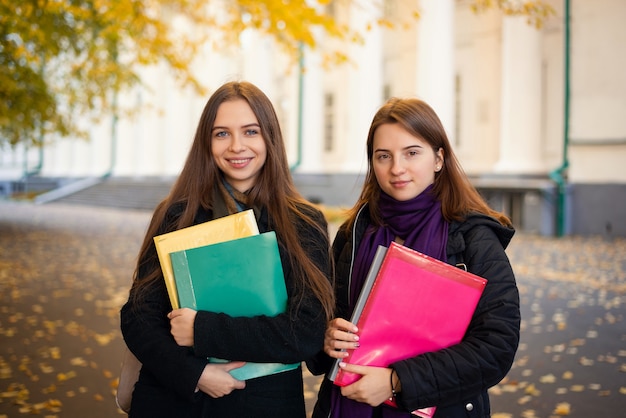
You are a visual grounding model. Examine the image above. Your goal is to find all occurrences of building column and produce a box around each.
[416,0,455,137]
[495,16,544,173]
[298,47,324,173]
[344,1,384,172]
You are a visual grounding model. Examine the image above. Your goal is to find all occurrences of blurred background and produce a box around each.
[1,2,625,417]
[1,0,624,238]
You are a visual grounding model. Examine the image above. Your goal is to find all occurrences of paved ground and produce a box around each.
[0,202,624,417]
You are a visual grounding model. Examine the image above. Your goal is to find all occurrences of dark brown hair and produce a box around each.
[130,81,334,319]
[345,97,511,230]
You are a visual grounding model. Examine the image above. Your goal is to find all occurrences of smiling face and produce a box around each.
[372,123,443,201]
[211,99,267,193]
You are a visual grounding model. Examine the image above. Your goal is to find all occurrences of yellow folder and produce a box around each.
[153,209,259,309]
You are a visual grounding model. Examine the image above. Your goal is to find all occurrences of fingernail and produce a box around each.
[354,342,360,348]
[339,362,346,368]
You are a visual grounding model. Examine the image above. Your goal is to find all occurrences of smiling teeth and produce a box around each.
[230,159,249,164]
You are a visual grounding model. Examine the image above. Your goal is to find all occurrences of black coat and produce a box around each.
[121,203,331,418]
[309,207,520,418]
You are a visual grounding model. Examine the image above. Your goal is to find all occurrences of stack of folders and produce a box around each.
[329,242,487,418]
[153,210,298,381]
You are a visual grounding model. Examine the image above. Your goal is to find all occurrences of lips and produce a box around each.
[390,180,410,187]
[227,158,252,167]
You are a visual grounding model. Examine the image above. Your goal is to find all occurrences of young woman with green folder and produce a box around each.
[120,81,334,418]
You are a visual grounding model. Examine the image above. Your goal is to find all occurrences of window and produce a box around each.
[324,93,335,152]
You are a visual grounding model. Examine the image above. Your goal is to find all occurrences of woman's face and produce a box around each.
[372,123,443,201]
[211,99,267,193]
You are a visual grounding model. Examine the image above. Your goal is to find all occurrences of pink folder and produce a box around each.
[333,242,487,417]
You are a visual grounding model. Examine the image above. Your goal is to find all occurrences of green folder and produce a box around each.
[169,231,299,380]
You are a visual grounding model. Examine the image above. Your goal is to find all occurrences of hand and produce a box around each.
[168,308,197,346]
[338,363,397,407]
[197,362,247,398]
[324,317,360,359]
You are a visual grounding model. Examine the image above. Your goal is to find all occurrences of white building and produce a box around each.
[2,0,625,237]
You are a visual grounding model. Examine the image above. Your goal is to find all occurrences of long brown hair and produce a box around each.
[345,97,511,230]
[130,81,335,320]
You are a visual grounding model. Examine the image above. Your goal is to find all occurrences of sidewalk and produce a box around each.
[0,202,624,417]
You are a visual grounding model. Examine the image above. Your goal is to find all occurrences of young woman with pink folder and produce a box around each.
[310,98,520,417]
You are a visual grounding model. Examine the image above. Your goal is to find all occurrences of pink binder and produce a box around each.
[333,242,487,417]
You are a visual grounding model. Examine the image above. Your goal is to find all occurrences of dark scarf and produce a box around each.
[213,178,261,223]
[331,184,449,418]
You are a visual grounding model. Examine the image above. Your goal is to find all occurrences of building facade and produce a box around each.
[2,0,625,237]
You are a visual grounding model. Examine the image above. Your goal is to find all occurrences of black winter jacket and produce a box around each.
[309,206,520,418]
[121,203,331,418]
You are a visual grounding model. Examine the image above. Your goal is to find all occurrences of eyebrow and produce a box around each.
[212,123,260,132]
[374,144,423,153]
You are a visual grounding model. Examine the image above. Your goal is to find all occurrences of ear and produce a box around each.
[435,148,444,171]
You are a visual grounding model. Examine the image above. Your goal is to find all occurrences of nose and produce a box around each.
[390,157,406,175]
[228,134,245,152]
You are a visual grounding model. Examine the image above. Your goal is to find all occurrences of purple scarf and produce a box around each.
[331,185,448,418]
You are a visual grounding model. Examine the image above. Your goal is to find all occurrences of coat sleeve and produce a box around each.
[192,210,331,365]
[306,224,350,375]
[120,210,208,401]
[391,225,521,411]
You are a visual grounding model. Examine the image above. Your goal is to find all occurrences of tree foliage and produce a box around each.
[0,0,354,147]
[470,0,556,28]
[0,0,554,148]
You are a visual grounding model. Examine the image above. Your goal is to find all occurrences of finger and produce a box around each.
[329,338,359,351]
[331,318,358,333]
[225,361,246,372]
[336,329,360,343]
[338,361,368,376]
[167,309,184,319]
[325,348,349,359]
[328,330,359,348]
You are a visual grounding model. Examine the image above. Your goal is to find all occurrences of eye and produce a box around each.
[375,153,390,161]
[214,130,229,138]
[245,128,260,136]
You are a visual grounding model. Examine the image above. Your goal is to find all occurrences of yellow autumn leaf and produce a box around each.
[553,402,571,415]
[70,357,87,367]
[56,370,77,382]
[49,347,61,360]
[42,384,57,394]
[93,333,113,346]
[524,383,541,396]
[39,363,54,374]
